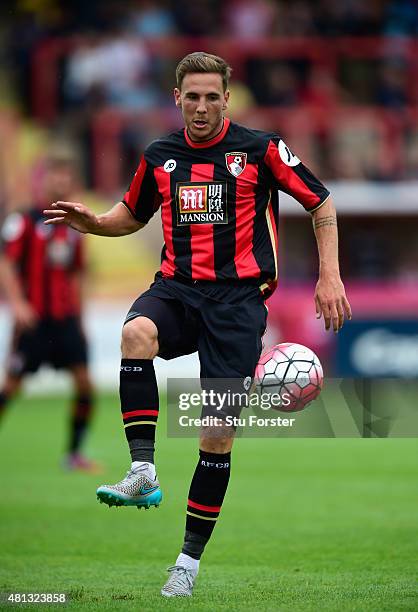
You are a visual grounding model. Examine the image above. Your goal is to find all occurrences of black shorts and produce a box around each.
[8,317,88,376]
[125,275,268,381]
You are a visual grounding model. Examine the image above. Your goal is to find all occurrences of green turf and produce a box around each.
[0,394,417,611]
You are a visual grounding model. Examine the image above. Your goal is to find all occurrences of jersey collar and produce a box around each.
[184,117,230,149]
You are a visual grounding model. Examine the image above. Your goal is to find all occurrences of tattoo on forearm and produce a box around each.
[314,216,337,230]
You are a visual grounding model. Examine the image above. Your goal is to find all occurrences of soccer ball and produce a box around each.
[254,342,323,412]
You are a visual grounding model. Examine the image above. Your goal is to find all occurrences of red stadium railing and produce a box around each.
[90,105,418,193]
[32,36,418,123]
[30,36,418,190]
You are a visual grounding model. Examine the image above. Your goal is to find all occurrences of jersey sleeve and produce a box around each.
[264,137,330,213]
[0,212,28,262]
[122,154,162,224]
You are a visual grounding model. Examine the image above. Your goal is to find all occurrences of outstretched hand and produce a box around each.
[314,274,352,332]
[43,201,99,234]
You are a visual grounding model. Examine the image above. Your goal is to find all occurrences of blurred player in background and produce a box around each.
[44,53,351,597]
[0,150,97,472]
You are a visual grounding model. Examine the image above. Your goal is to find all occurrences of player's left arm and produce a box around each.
[71,237,87,311]
[312,196,352,332]
[263,136,352,332]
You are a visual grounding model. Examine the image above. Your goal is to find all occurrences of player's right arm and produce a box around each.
[43,201,144,236]
[0,257,37,329]
[44,153,161,236]
[0,214,37,329]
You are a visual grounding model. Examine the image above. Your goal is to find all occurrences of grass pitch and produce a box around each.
[0,394,417,611]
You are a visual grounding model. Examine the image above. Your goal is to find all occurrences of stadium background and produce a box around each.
[0,1,417,610]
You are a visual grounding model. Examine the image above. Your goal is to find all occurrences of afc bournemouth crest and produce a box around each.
[225,152,247,177]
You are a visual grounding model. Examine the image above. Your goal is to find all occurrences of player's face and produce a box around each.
[174,73,229,142]
[43,164,77,201]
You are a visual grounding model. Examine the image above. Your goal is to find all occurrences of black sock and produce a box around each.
[69,393,94,453]
[128,438,155,464]
[120,359,159,463]
[182,450,231,560]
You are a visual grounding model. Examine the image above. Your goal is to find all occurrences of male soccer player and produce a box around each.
[0,151,97,471]
[44,52,352,596]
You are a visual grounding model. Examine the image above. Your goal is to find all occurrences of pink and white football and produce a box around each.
[255,342,324,412]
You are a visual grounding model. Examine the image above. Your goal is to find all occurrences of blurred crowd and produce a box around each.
[6,0,418,108]
[0,0,416,187]
[6,0,418,41]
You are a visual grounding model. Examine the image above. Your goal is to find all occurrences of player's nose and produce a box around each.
[196,97,208,113]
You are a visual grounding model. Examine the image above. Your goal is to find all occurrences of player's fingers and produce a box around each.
[321,301,331,330]
[330,301,344,334]
[330,302,340,333]
[54,201,83,211]
[43,209,67,216]
[336,300,345,330]
[342,296,352,320]
[44,216,66,225]
[315,296,322,319]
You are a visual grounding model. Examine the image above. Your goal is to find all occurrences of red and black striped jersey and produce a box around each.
[0,207,85,319]
[123,118,330,297]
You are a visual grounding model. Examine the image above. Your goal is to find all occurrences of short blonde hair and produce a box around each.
[176,52,232,92]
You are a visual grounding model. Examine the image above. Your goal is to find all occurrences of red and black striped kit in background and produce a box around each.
[123,118,330,298]
[1,207,84,319]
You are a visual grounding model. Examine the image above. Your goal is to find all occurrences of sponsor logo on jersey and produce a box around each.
[176,182,228,225]
[163,159,177,173]
[278,139,300,167]
[225,152,247,177]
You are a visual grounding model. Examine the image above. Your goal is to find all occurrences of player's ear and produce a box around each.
[174,88,182,107]
[222,89,230,110]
